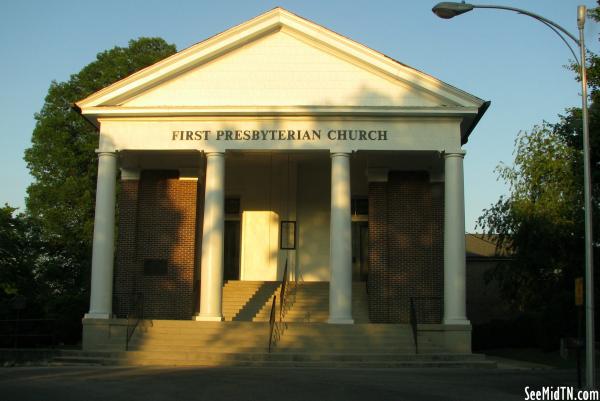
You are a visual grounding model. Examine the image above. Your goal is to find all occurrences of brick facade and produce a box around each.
[113,179,140,318]
[113,170,200,320]
[114,168,443,323]
[367,171,444,324]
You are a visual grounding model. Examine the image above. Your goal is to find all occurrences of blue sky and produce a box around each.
[1,0,598,230]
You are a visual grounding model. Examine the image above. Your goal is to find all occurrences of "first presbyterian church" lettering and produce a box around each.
[171,129,388,141]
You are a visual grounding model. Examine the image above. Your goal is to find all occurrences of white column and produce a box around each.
[195,152,225,321]
[328,152,354,324]
[85,151,118,319]
[443,151,470,325]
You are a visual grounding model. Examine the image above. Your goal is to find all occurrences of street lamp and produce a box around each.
[432,2,596,388]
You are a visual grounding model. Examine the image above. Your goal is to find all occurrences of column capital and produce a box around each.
[96,149,117,157]
[443,150,466,159]
[330,152,351,159]
[205,151,225,158]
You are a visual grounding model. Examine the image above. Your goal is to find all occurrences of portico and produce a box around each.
[76,7,488,353]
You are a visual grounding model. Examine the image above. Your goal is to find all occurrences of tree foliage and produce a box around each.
[25,37,176,247]
[14,38,176,340]
[478,5,600,346]
[566,4,600,196]
[0,206,40,305]
[478,125,581,310]
[0,204,92,342]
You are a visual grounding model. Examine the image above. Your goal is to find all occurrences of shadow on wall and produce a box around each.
[368,172,444,324]
[220,117,333,283]
[113,169,200,320]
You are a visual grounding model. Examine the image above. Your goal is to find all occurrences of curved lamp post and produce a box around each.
[432,2,595,388]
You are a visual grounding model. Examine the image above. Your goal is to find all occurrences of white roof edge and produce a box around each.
[82,105,480,118]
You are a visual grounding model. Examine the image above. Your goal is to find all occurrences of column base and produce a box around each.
[416,323,472,353]
[83,312,112,319]
[82,317,126,352]
[327,317,354,325]
[193,314,224,322]
[443,317,471,325]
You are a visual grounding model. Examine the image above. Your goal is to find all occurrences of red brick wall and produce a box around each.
[367,181,388,321]
[367,172,443,324]
[113,170,199,320]
[113,179,140,318]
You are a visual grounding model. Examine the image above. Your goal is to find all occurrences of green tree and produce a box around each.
[478,124,581,307]
[0,205,40,309]
[565,3,600,203]
[0,204,90,342]
[477,119,592,348]
[478,5,600,347]
[22,38,176,339]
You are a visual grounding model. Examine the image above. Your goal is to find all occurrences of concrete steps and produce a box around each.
[222,280,370,323]
[222,281,280,322]
[65,281,488,368]
[51,348,495,368]
[276,323,438,353]
[127,321,269,353]
[56,320,496,368]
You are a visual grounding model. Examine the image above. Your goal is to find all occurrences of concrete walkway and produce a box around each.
[0,365,578,401]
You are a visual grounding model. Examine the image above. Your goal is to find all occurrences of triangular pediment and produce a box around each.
[120,30,447,108]
[78,8,485,109]
[77,7,488,142]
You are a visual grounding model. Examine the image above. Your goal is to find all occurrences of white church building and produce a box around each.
[76,8,489,358]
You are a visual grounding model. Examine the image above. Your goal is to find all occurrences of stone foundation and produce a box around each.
[82,318,127,352]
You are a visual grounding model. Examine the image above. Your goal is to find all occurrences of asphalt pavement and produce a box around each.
[0,365,579,401]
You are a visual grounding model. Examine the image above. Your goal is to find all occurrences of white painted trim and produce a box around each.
[82,106,480,119]
[179,168,199,180]
[120,168,140,180]
[430,172,445,183]
[367,168,389,183]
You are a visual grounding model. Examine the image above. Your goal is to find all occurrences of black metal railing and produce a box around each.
[268,295,277,352]
[409,298,419,354]
[0,319,56,348]
[126,292,144,351]
[280,266,288,321]
[408,296,442,354]
[268,260,299,352]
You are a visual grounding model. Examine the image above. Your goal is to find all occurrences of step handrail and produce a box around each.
[268,295,277,352]
[126,292,143,351]
[279,261,288,321]
[409,296,442,354]
[268,259,298,352]
[409,297,419,354]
